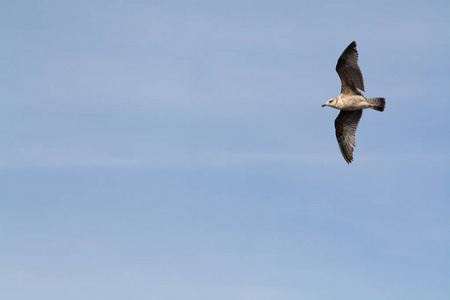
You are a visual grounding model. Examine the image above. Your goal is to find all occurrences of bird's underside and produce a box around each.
[322,41,385,164]
[335,41,365,163]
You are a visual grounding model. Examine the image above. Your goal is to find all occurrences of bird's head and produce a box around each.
[322,98,337,108]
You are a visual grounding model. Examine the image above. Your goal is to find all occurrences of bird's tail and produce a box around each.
[367,97,385,112]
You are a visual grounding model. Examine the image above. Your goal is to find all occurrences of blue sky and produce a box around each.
[1,0,449,299]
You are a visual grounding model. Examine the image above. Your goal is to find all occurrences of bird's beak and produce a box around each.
[321,104,326,108]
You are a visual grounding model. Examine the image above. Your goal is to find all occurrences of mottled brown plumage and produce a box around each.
[335,110,362,164]
[336,41,365,95]
[322,41,386,164]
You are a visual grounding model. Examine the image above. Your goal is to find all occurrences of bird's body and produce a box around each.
[322,41,385,164]
[327,94,370,111]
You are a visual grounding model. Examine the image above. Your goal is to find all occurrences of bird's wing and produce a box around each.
[335,110,363,164]
[336,41,365,95]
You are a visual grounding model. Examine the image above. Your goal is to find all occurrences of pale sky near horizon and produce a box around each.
[2,1,450,299]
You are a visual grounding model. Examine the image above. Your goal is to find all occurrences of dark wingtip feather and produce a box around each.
[347,41,357,51]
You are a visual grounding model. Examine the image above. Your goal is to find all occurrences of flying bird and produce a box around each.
[322,41,385,164]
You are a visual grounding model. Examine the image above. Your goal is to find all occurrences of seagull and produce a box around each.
[322,41,385,164]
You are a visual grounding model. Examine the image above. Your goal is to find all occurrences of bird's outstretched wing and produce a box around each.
[336,41,365,95]
[335,110,363,164]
